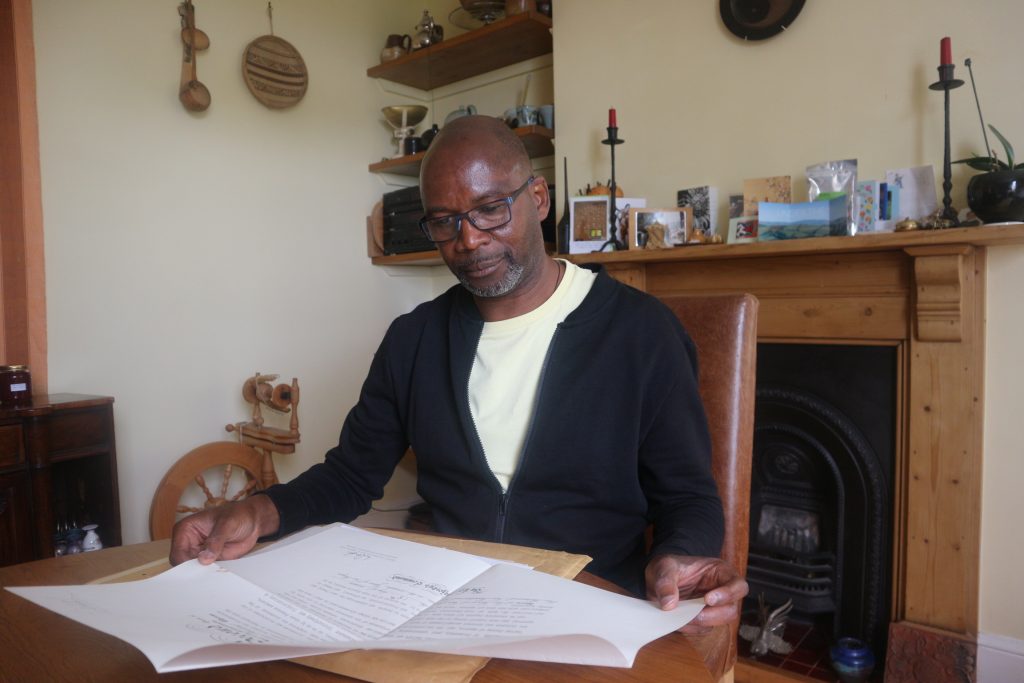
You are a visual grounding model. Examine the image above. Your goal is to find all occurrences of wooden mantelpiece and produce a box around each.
[569,223,1024,683]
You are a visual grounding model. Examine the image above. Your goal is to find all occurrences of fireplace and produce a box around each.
[742,344,896,678]
[583,229,1009,683]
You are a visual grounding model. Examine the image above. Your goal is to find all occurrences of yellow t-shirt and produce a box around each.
[468,260,596,490]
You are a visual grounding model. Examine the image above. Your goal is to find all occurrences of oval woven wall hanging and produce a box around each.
[242,34,308,109]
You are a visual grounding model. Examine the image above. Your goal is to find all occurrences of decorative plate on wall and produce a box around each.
[242,35,308,109]
[720,0,805,41]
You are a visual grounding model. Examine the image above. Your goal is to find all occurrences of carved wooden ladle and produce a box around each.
[178,0,210,112]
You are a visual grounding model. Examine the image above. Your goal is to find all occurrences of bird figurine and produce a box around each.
[739,595,795,657]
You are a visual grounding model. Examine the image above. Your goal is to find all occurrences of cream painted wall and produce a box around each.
[33,0,454,545]
[552,0,1024,642]
[32,0,554,545]
[552,0,1021,217]
[981,247,1024,641]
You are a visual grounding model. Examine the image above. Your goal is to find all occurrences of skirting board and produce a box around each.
[978,633,1024,683]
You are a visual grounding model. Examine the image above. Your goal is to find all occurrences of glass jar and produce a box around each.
[0,365,32,408]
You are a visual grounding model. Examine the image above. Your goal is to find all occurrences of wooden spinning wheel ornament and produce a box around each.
[149,372,301,540]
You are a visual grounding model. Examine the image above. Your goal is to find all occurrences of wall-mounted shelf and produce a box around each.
[371,252,444,267]
[369,125,554,177]
[366,12,553,91]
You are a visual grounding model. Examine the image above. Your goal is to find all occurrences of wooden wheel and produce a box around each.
[149,442,266,540]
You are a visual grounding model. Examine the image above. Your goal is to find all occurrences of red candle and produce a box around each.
[608,108,617,127]
[940,36,952,66]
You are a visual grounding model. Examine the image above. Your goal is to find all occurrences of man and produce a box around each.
[171,116,747,629]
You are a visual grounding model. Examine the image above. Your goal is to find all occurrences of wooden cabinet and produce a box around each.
[0,394,120,565]
[367,12,555,266]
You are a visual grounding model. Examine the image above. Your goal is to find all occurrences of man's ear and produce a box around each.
[531,177,551,222]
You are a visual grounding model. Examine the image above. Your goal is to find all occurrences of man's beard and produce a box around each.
[455,254,525,298]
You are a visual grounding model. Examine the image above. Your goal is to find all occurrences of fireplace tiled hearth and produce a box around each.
[571,223,1024,683]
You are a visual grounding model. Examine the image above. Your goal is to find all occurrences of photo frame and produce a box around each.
[628,207,693,250]
[569,196,610,254]
[611,197,647,250]
[727,216,759,244]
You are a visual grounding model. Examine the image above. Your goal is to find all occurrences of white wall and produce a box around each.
[551,0,1024,646]
[982,247,1024,647]
[32,0,554,543]
[33,0,450,544]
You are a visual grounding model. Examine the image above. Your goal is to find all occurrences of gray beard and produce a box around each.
[457,260,525,298]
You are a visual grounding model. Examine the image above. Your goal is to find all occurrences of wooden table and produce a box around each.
[0,541,731,682]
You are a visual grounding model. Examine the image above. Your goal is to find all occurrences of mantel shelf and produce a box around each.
[369,126,554,177]
[564,222,1024,265]
[371,223,1024,269]
[366,12,553,91]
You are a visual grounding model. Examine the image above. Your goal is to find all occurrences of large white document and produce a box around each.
[6,524,702,673]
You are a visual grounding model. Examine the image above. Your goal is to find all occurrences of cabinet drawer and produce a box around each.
[47,408,110,454]
[0,424,24,468]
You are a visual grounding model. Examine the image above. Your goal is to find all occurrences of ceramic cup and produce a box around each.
[539,104,554,130]
[443,104,477,125]
[516,105,539,126]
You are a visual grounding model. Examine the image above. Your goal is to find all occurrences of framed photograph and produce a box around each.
[628,207,693,250]
[611,197,646,250]
[569,196,609,254]
[727,216,759,243]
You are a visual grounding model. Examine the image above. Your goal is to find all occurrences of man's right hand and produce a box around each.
[169,494,281,566]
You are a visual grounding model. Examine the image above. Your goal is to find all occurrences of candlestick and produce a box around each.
[597,118,625,251]
[940,36,952,66]
[929,52,964,225]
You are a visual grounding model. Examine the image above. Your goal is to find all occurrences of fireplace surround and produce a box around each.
[571,223,1024,683]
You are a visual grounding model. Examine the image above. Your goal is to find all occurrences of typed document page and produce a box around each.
[6,524,701,672]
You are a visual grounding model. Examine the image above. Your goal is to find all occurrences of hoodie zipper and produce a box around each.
[493,324,562,543]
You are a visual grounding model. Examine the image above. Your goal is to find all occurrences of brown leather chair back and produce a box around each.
[660,293,758,578]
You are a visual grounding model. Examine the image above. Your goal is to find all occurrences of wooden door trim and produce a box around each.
[0,0,47,391]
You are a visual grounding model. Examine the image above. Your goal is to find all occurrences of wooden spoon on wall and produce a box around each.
[178,0,210,112]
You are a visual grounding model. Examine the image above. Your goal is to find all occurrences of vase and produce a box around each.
[829,637,875,683]
[966,169,1024,224]
[82,524,103,552]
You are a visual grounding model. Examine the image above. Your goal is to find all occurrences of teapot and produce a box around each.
[411,10,443,50]
[380,34,411,63]
[444,104,477,125]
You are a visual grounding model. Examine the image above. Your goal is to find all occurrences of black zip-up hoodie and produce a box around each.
[264,265,723,596]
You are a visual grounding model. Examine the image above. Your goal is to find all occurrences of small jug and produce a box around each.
[381,34,411,63]
[444,104,477,125]
[412,10,443,50]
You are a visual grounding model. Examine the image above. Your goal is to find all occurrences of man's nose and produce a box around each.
[454,217,491,251]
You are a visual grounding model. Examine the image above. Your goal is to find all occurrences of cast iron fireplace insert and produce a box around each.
[741,343,896,679]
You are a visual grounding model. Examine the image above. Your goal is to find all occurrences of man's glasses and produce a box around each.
[419,176,536,244]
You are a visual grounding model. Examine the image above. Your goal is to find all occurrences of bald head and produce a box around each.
[420,115,532,189]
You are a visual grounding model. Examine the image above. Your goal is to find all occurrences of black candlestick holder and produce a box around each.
[929,64,964,224]
[597,126,626,251]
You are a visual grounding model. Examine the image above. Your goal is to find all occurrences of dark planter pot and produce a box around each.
[966,169,1024,223]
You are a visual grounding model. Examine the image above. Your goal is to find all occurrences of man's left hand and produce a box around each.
[645,554,749,633]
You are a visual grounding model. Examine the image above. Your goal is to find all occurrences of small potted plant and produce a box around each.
[953,125,1024,224]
